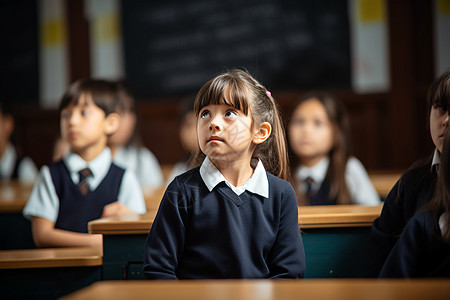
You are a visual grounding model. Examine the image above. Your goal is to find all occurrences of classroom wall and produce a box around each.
[4,0,449,171]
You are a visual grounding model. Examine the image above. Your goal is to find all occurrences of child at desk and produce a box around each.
[379,126,450,278]
[144,69,305,279]
[287,92,379,206]
[367,70,450,276]
[0,99,37,183]
[107,81,164,191]
[166,95,199,183]
[23,79,146,248]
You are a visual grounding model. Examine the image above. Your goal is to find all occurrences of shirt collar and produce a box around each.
[432,148,440,170]
[0,143,15,177]
[296,156,329,184]
[63,147,112,187]
[199,156,269,198]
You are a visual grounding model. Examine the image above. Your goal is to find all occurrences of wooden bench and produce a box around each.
[0,247,102,299]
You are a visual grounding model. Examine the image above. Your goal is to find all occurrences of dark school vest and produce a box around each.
[11,156,24,179]
[309,179,337,205]
[49,160,125,233]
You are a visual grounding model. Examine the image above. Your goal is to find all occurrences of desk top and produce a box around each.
[0,247,102,269]
[368,171,402,197]
[62,279,450,300]
[0,181,33,213]
[89,205,382,235]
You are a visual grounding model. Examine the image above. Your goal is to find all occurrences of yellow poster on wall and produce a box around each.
[359,0,386,23]
[438,0,450,14]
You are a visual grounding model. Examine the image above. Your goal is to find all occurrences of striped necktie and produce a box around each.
[78,168,93,195]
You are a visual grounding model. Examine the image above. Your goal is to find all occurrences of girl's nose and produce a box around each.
[209,116,222,131]
[444,112,450,126]
[68,112,80,125]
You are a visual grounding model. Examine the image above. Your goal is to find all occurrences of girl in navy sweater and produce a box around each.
[367,70,450,276]
[143,69,305,279]
[379,124,450,278]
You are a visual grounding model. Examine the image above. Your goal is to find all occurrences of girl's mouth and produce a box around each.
[208,136,224,142]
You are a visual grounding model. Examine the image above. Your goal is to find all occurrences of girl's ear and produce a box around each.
[253,122,272,145]
[104,112,121,136]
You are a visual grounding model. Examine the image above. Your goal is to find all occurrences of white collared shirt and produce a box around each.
[431,148,440,171]
[0,143,37,183]
[295,156,380,205]
[199,156,269,198]
[23,147,146,223]
[112,145,164,188]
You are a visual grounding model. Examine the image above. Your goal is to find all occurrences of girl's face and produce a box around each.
[430,105,450,153]
[197,103,256,164]
[180,112,199,154]
[288,98,334,165]
[108,111,136,147]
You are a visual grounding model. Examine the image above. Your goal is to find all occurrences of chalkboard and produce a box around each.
[0,1,39,105]
[121,0,351,99]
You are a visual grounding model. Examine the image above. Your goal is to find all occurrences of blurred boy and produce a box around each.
[23,79,146,248]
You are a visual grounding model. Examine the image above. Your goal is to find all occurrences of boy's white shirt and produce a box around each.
[199,156,269,198]
[23,147,146,223]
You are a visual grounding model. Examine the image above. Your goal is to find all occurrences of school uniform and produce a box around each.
[112,145,164,188]
[295,156,380,206]
[23,148,146,233]
[379,210,450,278]
[366,149,439,277]
[143,156,305,279]
[0,143,37,183]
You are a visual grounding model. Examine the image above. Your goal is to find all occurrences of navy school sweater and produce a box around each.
[143,167,306,279]
[379,210,450,278]
[366,163,437,276]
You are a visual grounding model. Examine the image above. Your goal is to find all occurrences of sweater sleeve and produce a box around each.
[366,178,405,277]
[379,212,428,278]
[267,182,306,278]
[143,178,189,279]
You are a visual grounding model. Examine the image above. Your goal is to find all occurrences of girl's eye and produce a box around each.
[61,111,71,119]
[200,110,210,119]
[225,110,237,118]
[292,119,304,127]
[314,120,323,127]
[81,110,88,117]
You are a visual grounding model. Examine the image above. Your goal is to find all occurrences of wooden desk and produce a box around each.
[62,279,450,300]
[0,180,35,249]
[0,247,102,299]
[0,247,102,269]
[89,205,382,279]
[0,180,32,213]
[368,171,402,198]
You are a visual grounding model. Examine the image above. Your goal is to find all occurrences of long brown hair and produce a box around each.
[288,91,351,204]
[193,69,290,181]
[423,71,450,243]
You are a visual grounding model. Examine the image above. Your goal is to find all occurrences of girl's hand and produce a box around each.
[101,202,134,218]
